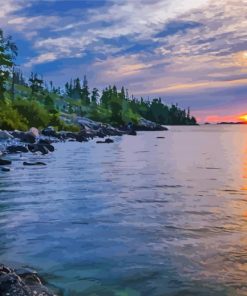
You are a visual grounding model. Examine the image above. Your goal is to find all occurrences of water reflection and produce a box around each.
[1,126,247,295]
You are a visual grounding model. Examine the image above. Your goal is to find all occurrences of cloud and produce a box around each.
[1,0,247,118]
[24,52,57,68]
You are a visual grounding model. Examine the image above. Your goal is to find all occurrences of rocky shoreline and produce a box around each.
[0,117,167,169]
[0,264,59,296]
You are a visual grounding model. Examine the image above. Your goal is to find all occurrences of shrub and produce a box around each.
[0,102,28,130]
[13,100,50,129]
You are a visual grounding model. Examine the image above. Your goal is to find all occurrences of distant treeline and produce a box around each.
[0,28,197,130]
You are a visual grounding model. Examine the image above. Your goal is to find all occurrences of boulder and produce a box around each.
[7,145,29,153]
[37,140,55,152]
[28,144,49,155]
[134,118,168,131]
[0,159,11,165]
[0,264,56,296]
[42,127,60,138]
[29,127,39,138]
[12,131,36,144]
[0,130,13,140]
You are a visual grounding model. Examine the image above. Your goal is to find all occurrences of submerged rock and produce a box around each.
[23,161,46,166]
[1,167,11,172]
[0,264,56,296]
[0,159,11,166]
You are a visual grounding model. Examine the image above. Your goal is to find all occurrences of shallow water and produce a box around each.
[1,125,247,296]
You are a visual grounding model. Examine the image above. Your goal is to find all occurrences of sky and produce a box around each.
[0,0,247,122]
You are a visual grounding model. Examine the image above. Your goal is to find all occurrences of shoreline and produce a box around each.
[0,116,168,169]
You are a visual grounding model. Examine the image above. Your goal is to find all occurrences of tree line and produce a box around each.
[0,28,197,130]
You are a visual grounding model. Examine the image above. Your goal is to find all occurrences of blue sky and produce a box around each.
[0,0,247,121]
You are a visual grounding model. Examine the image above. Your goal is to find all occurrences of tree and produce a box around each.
[29,72,44,94]
[81,75,90,105]
[0,29,17,98]
[91,87,99,103]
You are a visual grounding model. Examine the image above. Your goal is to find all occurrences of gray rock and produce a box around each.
[12,131,36,144]
[0,264,56,296]
[7,145,29,153]
[0,130,13,140]
[29,127,39,138]
[135,118,168,131]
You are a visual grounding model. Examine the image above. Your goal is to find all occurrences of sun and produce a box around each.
[239,114,247,122]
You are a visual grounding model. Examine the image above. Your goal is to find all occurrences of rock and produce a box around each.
[156,136,165,139]
[134,118,168,131]
[29,127,39,138]
[12,131,36,144]
[23,161,46,166]
[0,159,11,165]
[105,138,114,143]
[38,139,52,145]
[128,130,137,136]
[7,145,29,153]
[28,144,49,155]
[37,140,55,152]
[1,167,11,172]
[96,138,114,144]
[0,264,56,296]
[0,130,13,140]
[42,127,60,138]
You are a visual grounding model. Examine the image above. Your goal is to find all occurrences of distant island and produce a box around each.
[217,122,246,125]
[0,28,197,132]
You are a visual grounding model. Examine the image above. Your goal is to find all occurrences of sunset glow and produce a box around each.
[239,114,247,122]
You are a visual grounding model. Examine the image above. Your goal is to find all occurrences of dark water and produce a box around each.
[1,125,247,296]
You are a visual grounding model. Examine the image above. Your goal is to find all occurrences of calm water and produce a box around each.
[1,125,247,296]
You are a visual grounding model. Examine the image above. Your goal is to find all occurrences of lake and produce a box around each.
[1,125,247,296]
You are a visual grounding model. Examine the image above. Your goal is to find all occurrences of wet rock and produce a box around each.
[156,136,165,139]
[42,127,60,138]
[0,264,56,296]
[96,138,114,144]
[7,145,29,153]
[23,161,46,166]
[1,167,11,172]
[12,131,36,144]
[105,138,114,143]
[0,130,13,140]
[128,130,137,136]
[37,140,55,152]
[0,159,11,165]
[38,139,52,145]
[28,144,49,155]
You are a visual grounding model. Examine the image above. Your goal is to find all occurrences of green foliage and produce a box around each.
[13,100,50,129]
[0,102,28,130]
[0,28,17,97]
[0,28,197,130]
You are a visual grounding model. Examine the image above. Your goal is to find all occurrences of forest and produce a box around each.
[0,28,197,131]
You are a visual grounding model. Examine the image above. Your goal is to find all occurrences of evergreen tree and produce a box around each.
[0,29,17,98]
[81,75,90,105]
